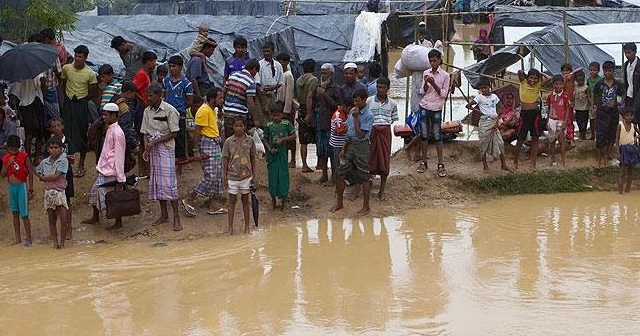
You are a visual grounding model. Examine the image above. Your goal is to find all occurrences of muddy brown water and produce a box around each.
[2,192,639,335]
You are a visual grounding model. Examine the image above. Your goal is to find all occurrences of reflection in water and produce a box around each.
[1,192,639,335]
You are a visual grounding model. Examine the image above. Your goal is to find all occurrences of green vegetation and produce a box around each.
[466,167,620,195]
[1,0,78,41]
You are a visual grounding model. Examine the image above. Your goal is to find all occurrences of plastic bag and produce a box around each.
[401,44,433,72]
[405,111,421,136]
[393,59,411,79]
[248,127,266,160]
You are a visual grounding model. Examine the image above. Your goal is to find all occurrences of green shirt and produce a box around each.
[587,75,603,93]
[263,120,295,149]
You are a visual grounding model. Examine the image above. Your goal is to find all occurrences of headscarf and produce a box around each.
[474,28,491,44]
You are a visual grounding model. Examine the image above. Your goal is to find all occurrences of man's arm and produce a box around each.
[517,70,526,82]
[283,74,294,114]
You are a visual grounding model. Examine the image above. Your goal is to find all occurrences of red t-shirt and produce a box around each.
[132,68,150,104]
[2,151,29,182]
[547,91,570,121]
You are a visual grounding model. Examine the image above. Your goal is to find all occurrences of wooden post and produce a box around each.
[563,10,569,64]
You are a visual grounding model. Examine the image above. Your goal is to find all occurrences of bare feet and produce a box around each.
[80,217,99,225]
[152,216,169,226]
[378,192,386,201]
[501,165,515,173]
[329,204,343,213]
[272,197,277,210]
[10,240,21,246]
[288,161,296,168]
[173,216,182,231]
[355,207,370,216]
[105,224,123,231]
[301,166,313,173]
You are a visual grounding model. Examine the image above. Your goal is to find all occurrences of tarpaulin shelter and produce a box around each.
[63,12,389,87]
[464,24,613,88]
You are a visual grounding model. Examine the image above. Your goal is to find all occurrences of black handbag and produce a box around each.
[105,184,141,219]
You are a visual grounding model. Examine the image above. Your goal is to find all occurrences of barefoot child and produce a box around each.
[587,62,602,140]
[560,63,583,144]
[262,101,296,210]
[329,106,347,186]
[573,71,590,140]
[36,137,69,249]
[1,135,34,247]
[48,118,75,239]
[594,61,625,167]
[222,117,256,235]
[514,68,551,170]
[465,79,512,172]
[616,109,640,194]
[547,75,571,166]
[368,77,398,199]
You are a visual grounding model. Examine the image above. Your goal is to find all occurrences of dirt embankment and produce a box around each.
[0,139,618,246]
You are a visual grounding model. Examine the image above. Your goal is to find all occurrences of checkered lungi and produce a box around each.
[148,137,179,201]
[195,136,224,197]
[88,174,117,213]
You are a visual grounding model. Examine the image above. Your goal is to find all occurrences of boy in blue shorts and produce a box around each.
[1,135,34,247]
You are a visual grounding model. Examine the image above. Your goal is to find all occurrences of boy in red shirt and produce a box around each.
[1,135,34,247]
[547,75,571,166]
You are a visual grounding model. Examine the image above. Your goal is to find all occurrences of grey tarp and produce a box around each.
[491,5,640,43]
[464,25,614,88]
[63,14,361,86]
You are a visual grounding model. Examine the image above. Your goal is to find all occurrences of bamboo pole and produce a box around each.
[563,11,569,64]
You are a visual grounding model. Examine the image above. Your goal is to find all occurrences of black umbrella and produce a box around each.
[250,185,259,227]
[0,42,58,82]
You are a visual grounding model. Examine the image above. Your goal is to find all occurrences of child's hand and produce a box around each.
[6,156,14,165]
[275,138,284,146]
[270,148,278,154]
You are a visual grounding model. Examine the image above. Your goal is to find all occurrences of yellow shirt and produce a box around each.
[61,64,97,99]
[195,103,220,138]
[519,80,542,104]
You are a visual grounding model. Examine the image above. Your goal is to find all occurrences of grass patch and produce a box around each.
[466,167,619,195]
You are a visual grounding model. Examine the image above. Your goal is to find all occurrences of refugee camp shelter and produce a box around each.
[63,12,389,87]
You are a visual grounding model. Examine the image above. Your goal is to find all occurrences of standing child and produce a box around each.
[262,101,296,210]
[222,117,256,235]
[594,61,626,167]
[547,75,571,166]
[560,63,583,145]
[48,118,75,240]
[155,65,168,87]
[587,62,602,140]
[36,137,69,249]
[616,109,640,194]
[329,106,347,186]
[573,71,590,140]
[1,135,34,247]
[465,79,512,172]
[514,68,551,170]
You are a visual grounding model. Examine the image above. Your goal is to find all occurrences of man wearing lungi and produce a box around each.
[140,84,182,231]
[81,103,126,230]
[330,89,374,217]
[182,88,226,216]
[367,77,398,201]
[254,42,284,128]
[60,45,99,178]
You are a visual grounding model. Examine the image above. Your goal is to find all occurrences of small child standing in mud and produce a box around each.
[547,75,571,167]
[222,117,256,235]
[262,101,296,210]
[1,135,34,247]
[48,117,75,240]
[616,109,640,194]
[465,79,512,172]
[593,61,625,167]
[36,137,69,249]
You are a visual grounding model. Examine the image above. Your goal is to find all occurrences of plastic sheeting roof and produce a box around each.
[491,5,640,43]
[63,13,387,86]
[464,25,614,88]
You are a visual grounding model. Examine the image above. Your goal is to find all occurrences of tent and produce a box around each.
[464,25,613,88]
[63,13,389,86]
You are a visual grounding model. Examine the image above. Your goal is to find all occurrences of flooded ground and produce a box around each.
[2,192,639,335]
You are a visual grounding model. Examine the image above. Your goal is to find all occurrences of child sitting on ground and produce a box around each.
[547,75,571,167]
[262,101,296,210]
[36,137,69,249]
[1,135,34,247]
[465,79,512,172]
[616,109,640,194]
[222,116,256,235]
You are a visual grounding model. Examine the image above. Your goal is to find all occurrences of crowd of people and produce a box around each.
[2,27,640,247]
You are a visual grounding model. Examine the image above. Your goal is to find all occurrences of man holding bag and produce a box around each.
[81,103,126,230]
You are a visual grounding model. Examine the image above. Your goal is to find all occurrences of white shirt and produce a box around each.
[9,74,44,106]
[255,58,284,88]
[627,57,637,98]
[472,93,500,117]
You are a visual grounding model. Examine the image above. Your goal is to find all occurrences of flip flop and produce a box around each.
[74,167,86,178]
[207,208,228,215]
[181,199,196,217]
[416,162,427,173]
[437,164,447,178]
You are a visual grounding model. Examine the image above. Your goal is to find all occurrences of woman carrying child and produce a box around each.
[465,79,512,172]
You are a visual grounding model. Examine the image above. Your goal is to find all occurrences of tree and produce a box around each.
[0,0,78,42]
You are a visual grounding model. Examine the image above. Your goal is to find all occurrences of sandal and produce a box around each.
[181,199,196,217]
[207,208,228,215]
[416,162,427,173]
[74,167,86,178]
[437,164,447,178]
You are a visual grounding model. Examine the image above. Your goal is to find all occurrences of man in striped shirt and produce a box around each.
[223,58,259,138]
[98,64,122,110]
[367,77,398,200]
